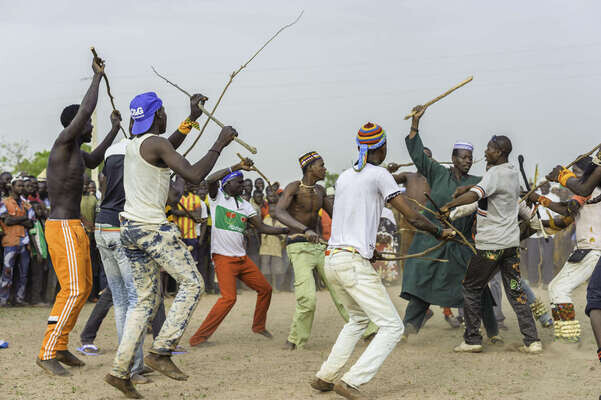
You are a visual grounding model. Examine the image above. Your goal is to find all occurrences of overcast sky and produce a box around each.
[1,0,601,184]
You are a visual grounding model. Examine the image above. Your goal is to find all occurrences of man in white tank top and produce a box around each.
[105,91,237,398]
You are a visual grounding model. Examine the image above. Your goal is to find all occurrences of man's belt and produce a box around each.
[325,246,359,256]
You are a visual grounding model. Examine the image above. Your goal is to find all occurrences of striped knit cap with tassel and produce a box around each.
[354,122,386,172]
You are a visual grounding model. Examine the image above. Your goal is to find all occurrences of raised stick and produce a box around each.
[150,66,257,154]
[236,152,272,187]
[181,11,304,157]
[520,142,601,202]
[404,76,473,120]
[90,47,127,138]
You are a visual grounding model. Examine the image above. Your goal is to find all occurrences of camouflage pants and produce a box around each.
[463,247,539,346]
[110,220,204,379]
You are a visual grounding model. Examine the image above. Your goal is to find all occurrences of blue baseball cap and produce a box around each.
[129,92,163,135]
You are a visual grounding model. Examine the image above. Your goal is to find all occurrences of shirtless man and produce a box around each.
[38,56,122,376]
[386,147,432,264]
[275,151,377,350]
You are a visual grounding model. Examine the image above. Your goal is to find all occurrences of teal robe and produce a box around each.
[400,133,481,307]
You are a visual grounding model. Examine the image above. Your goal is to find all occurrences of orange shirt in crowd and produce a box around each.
[318,208,332,241]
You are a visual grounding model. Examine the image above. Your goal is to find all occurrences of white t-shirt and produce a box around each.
[575,188,601,250]
[209,189,257,257]
[329,164,402,259]
[470,163,521,250]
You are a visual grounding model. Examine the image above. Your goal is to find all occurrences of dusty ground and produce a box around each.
[0,284,599,400]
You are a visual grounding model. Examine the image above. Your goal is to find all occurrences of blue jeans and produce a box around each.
[0,245,30,303]
[95,225,144,375]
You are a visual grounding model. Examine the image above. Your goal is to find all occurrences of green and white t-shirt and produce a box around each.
[209,189,257,257]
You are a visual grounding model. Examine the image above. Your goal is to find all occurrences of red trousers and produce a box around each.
[189,254,272,345]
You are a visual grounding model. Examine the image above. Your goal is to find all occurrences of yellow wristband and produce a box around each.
[558,168,576,187]
[178,118,200,135]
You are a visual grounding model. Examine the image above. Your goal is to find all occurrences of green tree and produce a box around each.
[0,140,28,173]
[325,171,339,189]
[14,150,50,177]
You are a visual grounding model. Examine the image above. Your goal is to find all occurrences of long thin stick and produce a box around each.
[424,192,476,254]
[150,66,257,154]
[236,152,272,187]
[376,240,447,261]
[404,76,473,120]
[520,142,601,202]
[389,157,484,169]
[178,11,304,158]
[90,47,127,138]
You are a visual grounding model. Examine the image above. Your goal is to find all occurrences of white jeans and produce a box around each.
[549,250,601,304]
[316,251,403,388]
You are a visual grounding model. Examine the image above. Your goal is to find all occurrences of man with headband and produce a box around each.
[311,122,454,398]
[105,91,237,398]
[399,105,498,341]
[37,56,122,377]
[275,151,378,350]
[188,160,289,347]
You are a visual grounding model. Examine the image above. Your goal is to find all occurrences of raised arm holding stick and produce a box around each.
[90,47,127,138]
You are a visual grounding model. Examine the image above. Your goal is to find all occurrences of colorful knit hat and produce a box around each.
[299,151,322,170]
[354,122,386,171]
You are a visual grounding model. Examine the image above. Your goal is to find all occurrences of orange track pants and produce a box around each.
[39,220,92,360]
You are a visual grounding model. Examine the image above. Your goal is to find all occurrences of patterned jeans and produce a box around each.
[110,220,204,379]
[463,247,539,346]
[0,245,30,304]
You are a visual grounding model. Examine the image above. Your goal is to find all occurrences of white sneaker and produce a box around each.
[453,341,483,353]
[518,341,543,354]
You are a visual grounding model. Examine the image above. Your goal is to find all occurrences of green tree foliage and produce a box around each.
[14,150,50,177]
[325,171,339,189]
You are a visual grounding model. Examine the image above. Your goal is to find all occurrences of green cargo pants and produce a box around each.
[286,242,378,348]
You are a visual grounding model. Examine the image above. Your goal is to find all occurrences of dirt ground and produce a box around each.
[0,283,599,400]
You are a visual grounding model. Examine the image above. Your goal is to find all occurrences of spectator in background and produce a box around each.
[173,181,207,277]
[196,181,217,294]
[38,178,50,209]
[81,179,104,300]
[255,177,265,194]
[0,176,34,306]
[25,177,41,203]
[259,190,286,291]
[246,190,263,268]
[242,178,253,201]
[0,172,13,198]
[28,200,49,306]
[318,187,334,241]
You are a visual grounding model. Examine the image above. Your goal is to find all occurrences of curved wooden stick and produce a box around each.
[90,47,127,138]
[236,153,271,187]
[375,240,447,261]
[424,193,476,254]
[181,11,304,157]
[150,66,257,154]
[520,142,601,202]
[404,76,473,120]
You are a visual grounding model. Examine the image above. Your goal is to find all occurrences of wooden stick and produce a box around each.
[180,11,304,157]
[90,47,127,138]
[375,241,447,261]
[404,76,473,120]
[424,192,477,254]
[520,142,601,202]
[236,152,272,187]
[150,66,257,154]
[389,157,484,169]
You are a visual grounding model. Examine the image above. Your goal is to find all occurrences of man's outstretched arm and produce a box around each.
[389,194,453,240]
[56,58,104,145]
[82,110,121,169]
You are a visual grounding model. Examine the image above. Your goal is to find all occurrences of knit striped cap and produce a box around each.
[354,122,386,171]
[299,151,322,170]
